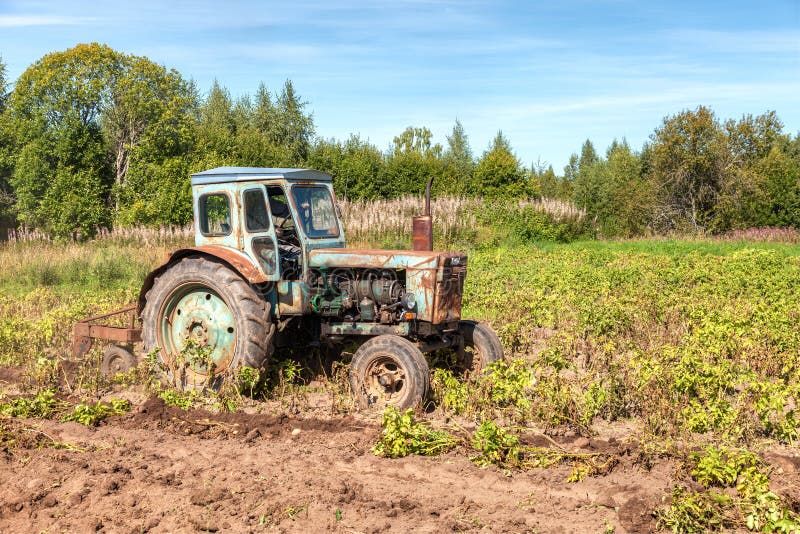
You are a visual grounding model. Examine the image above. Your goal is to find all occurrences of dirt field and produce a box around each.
[2,367,799,534]
[0,401,654,533]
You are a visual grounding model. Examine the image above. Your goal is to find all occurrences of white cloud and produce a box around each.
[667,29,800,54]
[0,14,89,27]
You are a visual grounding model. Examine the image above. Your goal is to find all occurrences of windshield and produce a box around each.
[290,185,340,238]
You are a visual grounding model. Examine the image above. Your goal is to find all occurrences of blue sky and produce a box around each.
[0,0,798,170]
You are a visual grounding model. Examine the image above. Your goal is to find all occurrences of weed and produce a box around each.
[471,420,523,468]
[657,486,734,533]
[431,359,535,423]
[657,446,800,533]
[470,420,617,480]
[690,446,760,488]
[372,407,459,458]
[0,389,63,418]
[236,366,264,397]
[62,398,131,426]
[159,389,198,410]
[283,504,308,520]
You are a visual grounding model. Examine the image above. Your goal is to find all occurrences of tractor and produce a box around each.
[73,167,504,409]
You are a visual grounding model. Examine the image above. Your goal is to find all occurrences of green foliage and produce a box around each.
[158,388,198,410]
[381,126,443,198]
[62,398,130,426]
[440,119,474,196]
[309,135,384,199]
[372,407,459,458]
[572,141,653,237]
[649,106,729,231]
[471,420,523,468]
[691,447,760,488]
[657,486,734,533]
[480,201,592,243]
[0,389,61,418]
[657,446,800,533]
[8,43,195,236]
[236,366,264,397]
[431,359,535,422]
[471,131,530,198]
[431,368,469,415]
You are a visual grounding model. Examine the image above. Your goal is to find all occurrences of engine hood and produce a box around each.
[308,248,464,271]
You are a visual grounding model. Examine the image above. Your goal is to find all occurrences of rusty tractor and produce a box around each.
[73,167,504,409]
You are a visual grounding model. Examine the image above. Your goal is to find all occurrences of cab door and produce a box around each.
[241,185,281,281]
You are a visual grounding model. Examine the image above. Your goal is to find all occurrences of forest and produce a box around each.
[0,42,798,240]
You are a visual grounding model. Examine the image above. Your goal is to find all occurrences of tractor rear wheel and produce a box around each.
[350,335,429,410]
[141,256,274,390]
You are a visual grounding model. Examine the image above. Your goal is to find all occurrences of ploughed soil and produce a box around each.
[1,369,799,533]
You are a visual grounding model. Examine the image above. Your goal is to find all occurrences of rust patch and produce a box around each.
[72,306,142,358]
[137,246,268,317]
[432,254,467,324]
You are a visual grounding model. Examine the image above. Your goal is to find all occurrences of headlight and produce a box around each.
[400,292,416,310]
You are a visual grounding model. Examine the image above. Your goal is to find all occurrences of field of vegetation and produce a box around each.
[1,207,799,532]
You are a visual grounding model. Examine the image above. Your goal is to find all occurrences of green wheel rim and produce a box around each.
[158,283,237,376]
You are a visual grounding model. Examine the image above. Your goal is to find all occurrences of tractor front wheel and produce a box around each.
[141,257,273,390]
[350,335,429,410]
[457,320,504,374]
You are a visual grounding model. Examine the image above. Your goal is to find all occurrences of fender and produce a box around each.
[136,245,268,317]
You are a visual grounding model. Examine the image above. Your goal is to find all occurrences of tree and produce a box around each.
[648,106,729,232]
[0,56,14,222]
[0,55,7,113]
[197,80,236,160]
[597,141,652,236]
[578,139,599,170]
[382,126,443,197]
[9,43,118,235]
[8,43,196,234]
[440,120,473,196]
[308,135,384,200]
[536,164,560,199]
[253,83,276,135]
[713,113,798,231]
[571,140,602,211]
[272,80,314,165]
[725,111,785,166]
[102,55,195,216]
[471,131,527,198]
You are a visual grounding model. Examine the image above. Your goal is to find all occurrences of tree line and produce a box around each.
[0,43,798,239]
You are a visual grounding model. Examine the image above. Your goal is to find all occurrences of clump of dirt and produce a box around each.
[123,395,372,440]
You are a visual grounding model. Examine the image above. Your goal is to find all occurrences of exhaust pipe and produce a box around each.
[412,176,434,251]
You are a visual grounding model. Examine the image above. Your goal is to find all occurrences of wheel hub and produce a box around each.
[184,319,210,345]
[159,285,237,375]
[365,359,406,401]
[377,372,395,388]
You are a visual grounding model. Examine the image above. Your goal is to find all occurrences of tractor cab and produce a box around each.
[190,167,345,281]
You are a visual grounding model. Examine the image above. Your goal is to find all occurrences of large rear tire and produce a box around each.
[141,256,274,390]
[350,335,429,410]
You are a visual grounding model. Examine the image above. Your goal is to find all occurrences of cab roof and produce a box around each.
[190,167,332,186]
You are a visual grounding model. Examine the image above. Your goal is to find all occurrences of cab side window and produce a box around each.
[244,189,270,232]
[199,193,231,236]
